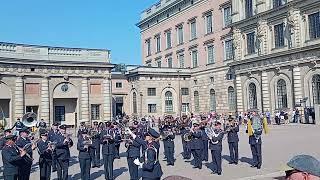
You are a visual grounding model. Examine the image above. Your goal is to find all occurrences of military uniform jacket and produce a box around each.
[12,121,25,131]
[209,129,224,150]
[77,137,92,159]
[201,128,209,140]
[37,140,53,161]
[90,128,101,146]
[249,131,262,145]
[1,145,23,176]
[0,137,5,150]
[227,125,239,143]
[100,129,118,155]
[190,130,203,150]
[77,127,87,138]
[38,121,47,129]
[48,130,59,143]
[142,144,163,179]
[16,137,33,159]
[126,139,141,158]
[55,133,73,160]
[163,134,175,148]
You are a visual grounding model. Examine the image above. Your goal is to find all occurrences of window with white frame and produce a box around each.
[182,103,189,112]
[210,89,216,112]
[228,86,236,111]
[165,91,173,112]
[148,104,157,113]
[248,83,257,109]
[166,31,172,49]
[224,39,233,60]
[191,50,198,68]
[181,88,189,95]
[274,23,285,48]
[167,57,173,68]
[194,91,200,112]
[91,104,100,120]
[205,13,213,34]
[277,79,288,109]
[178,54,185,68]
[247,32,256,55]
[146,39,151,56]
[157,60,161,67]
[273,0,286,8]
[245,0,253,18]
[177,25,184,44]
[115,82,122,88]
[156,35,161,52]
[308,12,320,40]
[223,6,232,27]
[190,20,197,40]
[133,92,137,114]
[147,88,156,96]
[207,45,215,64]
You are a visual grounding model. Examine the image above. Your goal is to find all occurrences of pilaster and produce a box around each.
[261,71,270,112]
[293,66,303,103]
[14,76,24,120]
[103,77,111,121]
[40,76,50,122]
[235,75,244,112]
[80,78,90,122]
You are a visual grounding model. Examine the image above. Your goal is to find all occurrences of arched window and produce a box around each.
[248,83,257,109]
[277,79,288,109]
[312,75,320,105]
[228,86,236,111]
[165,91,173,112]
[210,89,216,112]
[132,92,137,114]
[194,91,200,112]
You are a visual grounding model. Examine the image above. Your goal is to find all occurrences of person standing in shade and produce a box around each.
[77,129,93,180]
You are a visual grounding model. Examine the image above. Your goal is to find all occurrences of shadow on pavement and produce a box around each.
[114,167,128,179]
[239,156,253,166]
[91,170,104,179]
[273,176,286,180]
[204,162,216,172]
[222,155,232,163]
[69,156,79,167]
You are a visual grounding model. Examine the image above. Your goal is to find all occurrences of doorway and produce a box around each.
[53,98,77,126]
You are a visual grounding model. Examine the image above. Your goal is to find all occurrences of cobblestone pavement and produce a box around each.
[1,124,319,180]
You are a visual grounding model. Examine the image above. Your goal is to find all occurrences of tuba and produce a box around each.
[22,112,38,127]
[183,132,193,142]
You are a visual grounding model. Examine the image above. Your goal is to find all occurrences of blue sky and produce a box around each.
[0,0,156,65]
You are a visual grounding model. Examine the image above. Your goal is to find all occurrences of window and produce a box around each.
[157,60,162,68]
[179,54,185,68]
[245,0,253,18]
[132,92,137,114]
[223,7,232,27]
[147,88,156,96]
[167,57,173,68]
[25,83,40,95]
[178,25,184,44]
[156,35,161,52]
[312,74,320,104]
[274,23,285,48]
[247,32,256,54]
[277,79,287,109]
[166,31,172,49]
[273,0,286,8]
[248,83,257,109]
[147,63,152,67]
[308,12,320,40]
[224,40,233,60]
[190,20,197,40]
[207,45,215,64]
[90,84,102,94]
[206,13,213,34]
[182,103,189,112]
[191,50,198,68]
[148,104,157,113]
[91,104,100,120]
[181,88,189,95]
[115,82,122,88]
[228,86,236,111]
[210,89,216,112]
[54,106,65,121]
[194,91,200,112]
[146,39,151,56]
[210,77,214,83]
[165,91,173,112]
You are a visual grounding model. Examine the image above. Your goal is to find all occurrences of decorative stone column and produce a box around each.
[232,29,242,61]
[287,8,301,48]
[80,78,90,122]
[261,71,270,112]
[14,76,24,120]
[293,66,303,104]
[235,75,244,113]
[40,76,50,122]
[103,77,111,121]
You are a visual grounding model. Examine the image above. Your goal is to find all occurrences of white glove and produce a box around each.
[133,158,143,167]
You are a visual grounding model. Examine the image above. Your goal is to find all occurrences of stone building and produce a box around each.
[230,0,320,122]
[0,42,113,127]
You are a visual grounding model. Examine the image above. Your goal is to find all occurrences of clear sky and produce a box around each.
[0,0,157,65]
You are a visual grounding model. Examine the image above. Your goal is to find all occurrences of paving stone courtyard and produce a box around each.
[1,124,319,180]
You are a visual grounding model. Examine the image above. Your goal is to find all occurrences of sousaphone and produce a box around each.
[22,112,38,127]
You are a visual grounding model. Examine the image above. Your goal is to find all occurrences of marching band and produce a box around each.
[0,111,268,180]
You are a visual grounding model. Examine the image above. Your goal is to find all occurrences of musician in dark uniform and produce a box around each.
[226,118,239,165]
[190,121,203,169]
[180,116,191,160]
[1,134,26,180]
[248,111,263,169]
[37,119,47,135]
[0,129,12,150]
[37,130,53,180]
[130,128,163,180]
[209,121,224,175]
[78,122,88,138]
[162,125,175,166]
[16,127,35,180]
[125,126,141,180]
[11,118,25,136]
[55,125,73,180]
[48,122,60,172]
[77,129,93,180]
[101,122,120,180]
[112,121,121,159]
[90,121,101,167]
[200,117,209,162]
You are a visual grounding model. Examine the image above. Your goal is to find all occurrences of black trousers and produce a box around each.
[127,157,139,180]
[211,149,222,174]
[250,144,262,168]
[115,145,120,158]
[52,152,57,171]
[39,158,52,180]
[79,158,91,180]
[57,159,69,180]
[228,142,239,163]
[191,149,202,168]
[4,174,18,180]
[18,161,32,180]
[202,140,209,161]
[103,154,114,180]
[166,147,174,165]
[182,138,191,159]
[93,144,101,166]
